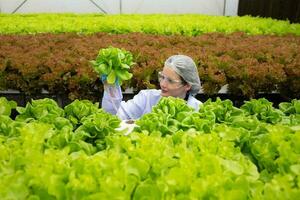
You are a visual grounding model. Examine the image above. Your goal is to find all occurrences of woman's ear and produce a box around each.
[185,84,192,92]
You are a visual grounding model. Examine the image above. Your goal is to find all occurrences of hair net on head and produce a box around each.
[164,55,201,96]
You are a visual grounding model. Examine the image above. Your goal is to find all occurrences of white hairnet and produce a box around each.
[164,55,201,95]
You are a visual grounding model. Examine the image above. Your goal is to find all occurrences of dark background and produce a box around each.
[238,0,300,23]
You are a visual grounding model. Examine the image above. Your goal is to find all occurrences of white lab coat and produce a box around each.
[101,86,202,120]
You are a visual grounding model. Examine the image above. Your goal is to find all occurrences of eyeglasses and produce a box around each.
[158,71,183,85]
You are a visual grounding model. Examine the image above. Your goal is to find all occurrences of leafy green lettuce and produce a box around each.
[0,97,17,116]
[90,46,135,85]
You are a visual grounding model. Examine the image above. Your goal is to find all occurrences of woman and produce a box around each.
[101,55,202,120]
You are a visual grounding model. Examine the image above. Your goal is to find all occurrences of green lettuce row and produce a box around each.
[0,14,299,36]
[0,122,261,199]
[4,98,122,155]
[1,122,299,199]
[0,97,300,199]
[136,97,300,136]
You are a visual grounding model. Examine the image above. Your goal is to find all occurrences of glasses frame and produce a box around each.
[158,71,184,85]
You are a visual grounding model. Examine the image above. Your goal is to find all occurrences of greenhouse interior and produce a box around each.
[0,0,300,199]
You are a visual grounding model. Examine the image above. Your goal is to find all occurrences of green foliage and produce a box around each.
[0,97,300,199]
[0,97,17,116]
[64,99,99,127]
[0,115,24,137]
[279,99,300,115]
[279,99,300,125]
[72,110,121,153]
[15,98,64,123]
[0,14,299,36]
[199,97,244,124]
[241,98,284,124]
[135,97,200,136]
[90,46,135,85]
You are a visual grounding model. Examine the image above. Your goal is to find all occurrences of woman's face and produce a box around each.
[159,67,191,99]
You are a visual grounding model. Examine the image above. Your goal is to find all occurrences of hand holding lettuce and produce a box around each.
[90,46,135,85]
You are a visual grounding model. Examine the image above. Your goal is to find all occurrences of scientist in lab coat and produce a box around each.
[101,55,202,120]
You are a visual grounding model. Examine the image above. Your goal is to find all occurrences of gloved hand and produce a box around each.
[101,74,119,86]
[101,74,107,84]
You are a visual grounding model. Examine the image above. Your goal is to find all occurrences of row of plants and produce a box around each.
[0,14,299,36]
[0,32,299,100]
[0,96,299,199]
